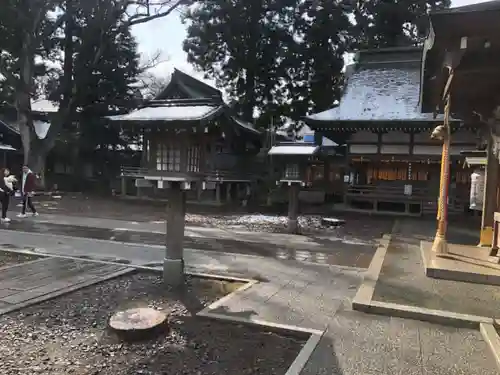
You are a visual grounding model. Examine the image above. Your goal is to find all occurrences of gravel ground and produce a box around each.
[34,194,393,237]
[0,273,305,375]
[0,250,40,268]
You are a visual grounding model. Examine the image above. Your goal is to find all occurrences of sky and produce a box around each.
[131,0,486,89]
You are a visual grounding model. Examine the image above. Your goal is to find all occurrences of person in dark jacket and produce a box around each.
[0,168,16,223]
[18,165,38,218]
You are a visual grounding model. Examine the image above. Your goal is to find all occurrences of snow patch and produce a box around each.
[108,105,221,122]
[307,67,456,122]
[31,99,58,113]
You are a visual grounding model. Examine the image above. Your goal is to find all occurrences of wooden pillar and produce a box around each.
[197,182,203,201]
[226,182,232,202]
[491,216,499,256]
[121,177,127,196]
[288,183,300,234]
[480,143,499,246]
[164,181,186,287]
[215,182,221,204]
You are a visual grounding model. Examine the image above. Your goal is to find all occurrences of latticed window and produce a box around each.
[284,164,299,179]
[187,145,200,172]
[156,143,181,172]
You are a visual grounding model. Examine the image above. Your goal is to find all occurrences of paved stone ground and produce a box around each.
[372,218,500,318]
[0,228,497,373]
[0,213,391,268]
[301,310,495,375]
[0,251,40,268]
[0,256,130,315]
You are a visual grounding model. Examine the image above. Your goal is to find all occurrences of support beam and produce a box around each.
[287,183,300,234]
[164,181,186,287]
[480,142,499,246]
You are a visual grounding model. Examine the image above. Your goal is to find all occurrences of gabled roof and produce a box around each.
[108,69,261,136]
[0,143,16,151]
[108,97,261,136]
[306,47,461,127]
[156,69,221,100]
[108,98,224,123]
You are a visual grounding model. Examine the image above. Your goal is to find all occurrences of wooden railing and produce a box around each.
[120,166,149,177]
[120,165,261,182]
[346,184,431,200]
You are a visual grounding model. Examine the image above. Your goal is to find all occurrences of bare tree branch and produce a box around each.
[125,0,190,27]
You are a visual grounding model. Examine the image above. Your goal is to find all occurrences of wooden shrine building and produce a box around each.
[421,0,500,247]
[305,46,478,216]
[0,118,20,168]
[0,99,56,172]
[109,69,262,204]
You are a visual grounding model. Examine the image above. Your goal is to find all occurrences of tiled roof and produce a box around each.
[307,66,447,122]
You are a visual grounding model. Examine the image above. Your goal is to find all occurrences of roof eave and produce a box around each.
[108,105,225,127]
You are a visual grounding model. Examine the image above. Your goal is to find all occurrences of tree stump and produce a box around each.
[108,307,168,341]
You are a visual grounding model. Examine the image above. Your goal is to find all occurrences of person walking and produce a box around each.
[0,168,16,223]
[18,165,38,218]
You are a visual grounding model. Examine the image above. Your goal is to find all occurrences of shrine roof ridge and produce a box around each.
[141,97,223,108]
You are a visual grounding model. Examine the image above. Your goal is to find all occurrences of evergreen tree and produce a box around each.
[183,0,297,126]
[183,0,354,128]
[354,0,451,48]
[291,0,353,116]
[0,0,187,178]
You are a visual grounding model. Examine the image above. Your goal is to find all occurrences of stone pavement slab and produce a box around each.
[0,219,497,373]
[0,222,376,268]
[372,220,500,319]
[0,256,131,315]
[299,310,497,375]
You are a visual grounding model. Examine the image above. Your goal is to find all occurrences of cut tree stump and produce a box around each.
[109,307,168,341]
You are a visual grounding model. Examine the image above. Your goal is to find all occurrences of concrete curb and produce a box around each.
[420,241,500,286]
[351,220,500,371]
[352,233,392,309]
[0,248,323,374]
[198,283,325,375]
[480,323,500,369]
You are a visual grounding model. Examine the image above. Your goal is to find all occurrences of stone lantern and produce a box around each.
[268,142,319,233]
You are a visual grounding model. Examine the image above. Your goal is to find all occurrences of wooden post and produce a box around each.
[479,142,498,246]
[432,93,452,256]
[491,215,499,256]
[226,182,232,202]
[215,182,221,204]
[197,181,203,201]
[164,181,186,287]
[121,177,127,196]
[288,183,300,234]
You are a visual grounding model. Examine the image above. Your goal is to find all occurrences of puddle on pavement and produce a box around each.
[0,221,373,268]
